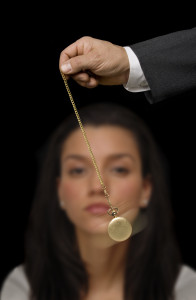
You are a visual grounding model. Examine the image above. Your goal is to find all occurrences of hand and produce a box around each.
[59,36,130,88]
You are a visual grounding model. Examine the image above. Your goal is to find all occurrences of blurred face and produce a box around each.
[57,125,152,238]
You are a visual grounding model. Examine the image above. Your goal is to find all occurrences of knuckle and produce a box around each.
[60,49,69,61]
[78,36,94,50]
[80,36,93,42]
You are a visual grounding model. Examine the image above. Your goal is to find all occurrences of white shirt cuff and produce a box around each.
[123,46,150,92]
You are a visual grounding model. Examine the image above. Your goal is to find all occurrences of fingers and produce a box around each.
[59,54,93,81]
[59,37,99,88]
[59,41,78,79]
[59,36,130,87]
[59,37,87,64]
[59,40,80,69]
[72,73,99,88]
[59,36,94,77]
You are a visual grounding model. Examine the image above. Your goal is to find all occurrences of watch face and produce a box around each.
[108,217,132,242]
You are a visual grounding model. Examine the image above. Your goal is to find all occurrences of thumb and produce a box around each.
[60,53,94,75]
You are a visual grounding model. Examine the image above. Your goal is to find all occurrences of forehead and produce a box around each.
[61,125,140,160]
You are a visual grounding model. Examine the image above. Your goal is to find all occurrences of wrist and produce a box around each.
[123,69,130,85]
[121,47,130,85]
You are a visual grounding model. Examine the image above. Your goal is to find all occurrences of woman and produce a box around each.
[1,102,196,300]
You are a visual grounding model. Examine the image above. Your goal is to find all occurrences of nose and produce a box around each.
[88,169,107,195]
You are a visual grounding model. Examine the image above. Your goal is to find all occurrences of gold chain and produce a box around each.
[60,72,118,216]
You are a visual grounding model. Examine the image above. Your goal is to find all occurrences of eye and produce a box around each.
[112,167,130,175]
[69,167,85,176]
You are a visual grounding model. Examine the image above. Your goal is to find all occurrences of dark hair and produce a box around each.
[24,102,181,300]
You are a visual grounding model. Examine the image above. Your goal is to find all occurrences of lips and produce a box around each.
[85,203,110,215]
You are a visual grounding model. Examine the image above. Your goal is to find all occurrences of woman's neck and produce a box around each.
[75,229,130,291]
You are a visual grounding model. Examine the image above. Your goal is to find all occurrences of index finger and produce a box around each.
[59,41,80,69]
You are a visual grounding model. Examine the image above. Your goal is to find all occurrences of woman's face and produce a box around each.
[57,125,152,238]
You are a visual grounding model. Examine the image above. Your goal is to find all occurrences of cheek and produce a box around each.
[63,181,79,199]
[59,180,85,209]
[113,176,143,208]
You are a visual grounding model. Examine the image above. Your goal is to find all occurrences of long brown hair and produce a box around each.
[24,102,181,300]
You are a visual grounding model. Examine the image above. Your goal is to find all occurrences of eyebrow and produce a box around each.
[63,153,136,162]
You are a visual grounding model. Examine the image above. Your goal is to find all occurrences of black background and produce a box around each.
[1,4,196,288]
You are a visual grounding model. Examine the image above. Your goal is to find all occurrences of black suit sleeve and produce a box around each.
[130,28,196,104]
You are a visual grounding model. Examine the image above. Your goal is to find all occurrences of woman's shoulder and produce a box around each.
[0,264,30,300]
[1,263,196,300]
[174,264,196,300]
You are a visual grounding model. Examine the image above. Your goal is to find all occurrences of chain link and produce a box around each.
[60,72,118,214]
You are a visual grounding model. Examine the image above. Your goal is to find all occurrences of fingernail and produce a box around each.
[61,62,72,73]
[87,81,96,88]
[87,81,94,87]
